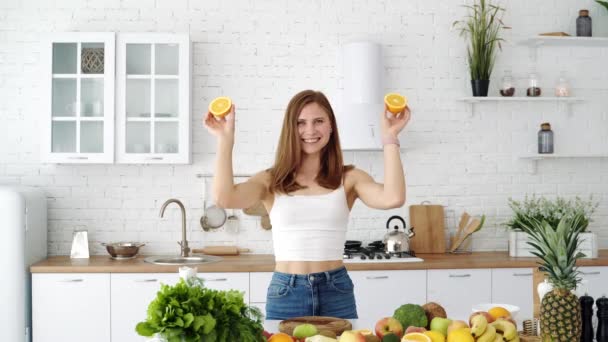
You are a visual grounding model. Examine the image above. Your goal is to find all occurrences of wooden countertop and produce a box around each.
[30,250,608,273]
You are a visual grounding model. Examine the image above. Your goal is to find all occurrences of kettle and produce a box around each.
[383,215,415,254]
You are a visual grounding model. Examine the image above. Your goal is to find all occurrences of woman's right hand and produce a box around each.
[203,104,236,142]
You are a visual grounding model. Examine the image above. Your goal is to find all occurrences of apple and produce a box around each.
[339,330,366,342]
[293,323,318,339]
[374,317,404,339]
[446,320,468,334]
[430,317,452,336]
[468,311,495,326]
[497,316,517,327]
[405,326,427,334]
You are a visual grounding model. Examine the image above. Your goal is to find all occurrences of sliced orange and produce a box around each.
[209,96,232,117]
[488,306,511,320]
[402,332,432,342]
[384,93,407,114]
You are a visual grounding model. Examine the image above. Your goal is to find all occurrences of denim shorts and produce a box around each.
[265,266,358,320]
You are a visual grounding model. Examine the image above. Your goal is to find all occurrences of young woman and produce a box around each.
[203,90,410,320]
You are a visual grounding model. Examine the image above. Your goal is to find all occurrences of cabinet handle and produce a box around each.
[146,157,164,160]
[366,276,389,280]
[199,278,227,282]
[449,274,471,278]
[135,279,158,283]
[60,279,84,282]
[513,273,533,277]
[68,156,89,160]
[581,271,601,275]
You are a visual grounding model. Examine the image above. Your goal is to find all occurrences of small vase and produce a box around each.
[471,80,490,97]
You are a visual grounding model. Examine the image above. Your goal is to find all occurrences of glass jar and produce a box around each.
[499,70,515,97]
[538,123,554,154]
[527,73,541,97]
[555,72,570,97]
[576,9,592,37]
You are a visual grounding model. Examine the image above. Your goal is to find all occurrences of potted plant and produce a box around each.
[505,195,599,258]
[453,0,509,96]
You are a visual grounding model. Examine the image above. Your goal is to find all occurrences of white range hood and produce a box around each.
[336,41,384,151]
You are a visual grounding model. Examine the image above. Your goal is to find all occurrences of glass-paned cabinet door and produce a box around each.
[116,33,191,164]
[42,33,115,163]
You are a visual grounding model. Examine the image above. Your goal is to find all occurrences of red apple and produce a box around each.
[469,311,495,326]
[497,316,517,327]
[374,317,404,339]
[405,326,427,334]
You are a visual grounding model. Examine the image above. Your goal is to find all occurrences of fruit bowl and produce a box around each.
[472,303,520,320]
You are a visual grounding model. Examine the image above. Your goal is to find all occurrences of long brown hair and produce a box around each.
[269,90,353,194]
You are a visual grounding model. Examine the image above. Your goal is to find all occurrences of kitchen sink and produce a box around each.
[144,255,222,266]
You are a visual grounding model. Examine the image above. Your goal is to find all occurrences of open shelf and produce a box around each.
[460,97,582,103]
[518,153,608,173]
[519,36,608,47]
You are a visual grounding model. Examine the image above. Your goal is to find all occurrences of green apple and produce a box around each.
[430,317,452,336]
[293,323,318,339]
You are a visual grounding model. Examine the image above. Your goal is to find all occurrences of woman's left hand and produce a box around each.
[381,105,411,138]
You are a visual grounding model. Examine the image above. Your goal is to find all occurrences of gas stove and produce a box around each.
[342,241,424,263]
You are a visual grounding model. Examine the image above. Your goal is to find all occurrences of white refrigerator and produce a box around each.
[0,186,47,342]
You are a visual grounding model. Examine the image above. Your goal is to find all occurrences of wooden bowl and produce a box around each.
[278,316,352,336]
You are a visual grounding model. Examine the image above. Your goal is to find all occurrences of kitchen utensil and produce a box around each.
[191,246,251,256]
[260,215,272,230]
[450,216,483,252]
[243,201,272,230]
[383,215,415,254]
[345,240,362,249]
[409,202,446,253]
[278,316,352,336]
[200,200,227,232]
[70,230,90,259]
[101,242,145,259]
[455,212,470,243]
[225,209,239,233]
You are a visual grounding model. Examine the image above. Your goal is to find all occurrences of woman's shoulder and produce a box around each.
[250,169,272,186]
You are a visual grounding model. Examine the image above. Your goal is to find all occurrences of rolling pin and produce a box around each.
[191,246,250,256]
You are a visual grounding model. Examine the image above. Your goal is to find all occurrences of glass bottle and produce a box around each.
[499,70,515,97]
[555,71,570,97]
[527,73,541,97]
[538,123,554,154]
[577,9,592,37]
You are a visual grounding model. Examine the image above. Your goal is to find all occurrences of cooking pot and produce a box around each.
[383,215,415,253]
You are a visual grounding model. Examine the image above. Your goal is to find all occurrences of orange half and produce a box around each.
[402,332,432,342]
[209,96,232,117]
[384,93,407,114]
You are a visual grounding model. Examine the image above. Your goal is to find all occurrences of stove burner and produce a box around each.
[343,240,416,261]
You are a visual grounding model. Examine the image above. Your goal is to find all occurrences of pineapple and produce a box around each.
[515,213,586,341]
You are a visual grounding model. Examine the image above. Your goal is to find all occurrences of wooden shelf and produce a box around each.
[519,36,608,47]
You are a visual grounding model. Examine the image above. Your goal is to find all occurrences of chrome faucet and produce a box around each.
[159,198,190,257]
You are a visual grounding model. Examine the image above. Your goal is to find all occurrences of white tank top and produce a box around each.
[269,186,350,261]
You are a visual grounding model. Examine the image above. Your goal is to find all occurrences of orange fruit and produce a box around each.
[384,93,407,114]
[424,331,446,342]
[488,306,511,320]
[267,332,294,342]
[209,96,232,117]
[446,328,474,342]
[402,332,432,342]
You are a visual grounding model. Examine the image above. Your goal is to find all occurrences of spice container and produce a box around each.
[555,72,570,97]
[527,73,541,97]
[538,123,554,154]
[500,70,515,97]
[577,9,592,37]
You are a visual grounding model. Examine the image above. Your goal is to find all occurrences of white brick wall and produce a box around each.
[1,0,608,256]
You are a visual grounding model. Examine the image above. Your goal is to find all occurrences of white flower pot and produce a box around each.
[508,231,598,259]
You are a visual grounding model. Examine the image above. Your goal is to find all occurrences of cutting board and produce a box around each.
[409,203,446,253]
[191,246,250,256]
[278,316,351,336]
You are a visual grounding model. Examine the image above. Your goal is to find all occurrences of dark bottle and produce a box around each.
[527,73,541,97]
[581,294,594,342]
[598,296,608,342]
[577,9,592,37]
[538,123,554,154]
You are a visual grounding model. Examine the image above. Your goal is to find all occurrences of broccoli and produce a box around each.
[393,303,428,329]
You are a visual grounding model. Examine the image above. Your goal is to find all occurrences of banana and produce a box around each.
[493,332,503,342]
[490,319,517,341]
[470,314,489,337]
[476,324,497,342]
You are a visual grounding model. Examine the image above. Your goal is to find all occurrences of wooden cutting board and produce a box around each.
[279,316,351,336]
[409,203,446,253]
[191,246,250,255]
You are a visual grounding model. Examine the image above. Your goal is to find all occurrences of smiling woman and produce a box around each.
[203,89,411,321]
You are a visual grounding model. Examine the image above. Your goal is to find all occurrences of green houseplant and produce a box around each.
[597,1,608,12]
[453,0,509,96]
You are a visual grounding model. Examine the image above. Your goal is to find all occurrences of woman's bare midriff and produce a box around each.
[274,260,344,275]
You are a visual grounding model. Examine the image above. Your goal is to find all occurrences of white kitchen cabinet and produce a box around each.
[111,273,179,342]
[116,33,191,164]
[427,269,492,322]
[578,266,608,300]
[491,268,534,329]
[42,32,115,163]
[197,272,250,302]
[350,270,427,329]
[32,273,110,342]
